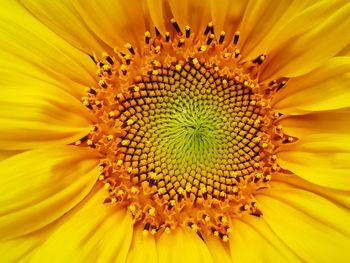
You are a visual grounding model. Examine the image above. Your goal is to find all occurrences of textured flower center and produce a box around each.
[78,20,293,241]
[119,61,263,192]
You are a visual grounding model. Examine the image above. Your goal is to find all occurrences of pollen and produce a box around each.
[77,20,296,241]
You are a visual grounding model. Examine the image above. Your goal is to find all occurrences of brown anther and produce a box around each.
[233,31,240,45]
[253,54,266,65]
[269,80,277,86]
[178,38,185,48]
[120,65,128,75]
[89,125,98,132]
[103,52,114,65]
[206,34,215,45]
[98,80,108,88]
[170,18,182,34]
[154,27,161,37]
[125,43,135,55]
[124,54,131,65]
[250,209,263,217]
[185,25,191,38]
[234,49,240,58]
[144,31,151,44]
[89,54,98,64]
[277,81,287,91]
[219,31,225,44]
[85,87,97,95]
[204,22,214,35]
[145,223,151,231]
[165,32,170,42]
[97,62,104,68]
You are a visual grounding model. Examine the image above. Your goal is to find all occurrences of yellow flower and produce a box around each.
[1,0,350,262]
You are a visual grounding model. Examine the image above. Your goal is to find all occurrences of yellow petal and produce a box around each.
[257,183,350,262]
[209,0,247,41]
[146,0,168,33]
[1,233,44,262]
[261,181,350,237]
[0,221,59,263]
[278,108,350,153]
[157,228,213,263]
[0,0,96,92]
[0,150,22,162]
[126,225,157,263]
[261,1,350,80]
[0,72,92,150]
[237,0,318,60]
[338,42,350,56]
[0,185,98,263]
[272,57,350,114]
[272,173,350,209]
[230,217,300,262]
[202,236,232,263]
[29,188,133,263]
[18,0,107,54]
[278,108,350,137]
[168,0,211,36]
[0,146,100,240]
[72,0,153,51]
[277,135,350,190]
[147,0,211,36]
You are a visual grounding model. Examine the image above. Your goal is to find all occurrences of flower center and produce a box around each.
[78,20,294,241]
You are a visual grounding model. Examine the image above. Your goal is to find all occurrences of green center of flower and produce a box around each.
[77,20,293,241]
[117,62,262,201]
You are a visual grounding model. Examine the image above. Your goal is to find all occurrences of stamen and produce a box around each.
[102,53,114,65]
[124,43,135,55]
[233,31,240,45]
[219,31,225,44]
[165,32,170,42]
[185,25,191,38]
[144,31,151,44]
[89,54,98,64]
[170,18,182,34]
[252,54,266,65]
[204,22,214,35]
[178,38,185,48]
[85,87,97,95]
[206,34,215,45]
[277,81,287,91]
[155,27,161,37]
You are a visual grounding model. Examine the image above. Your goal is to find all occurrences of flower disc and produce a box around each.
[79,22,290,240]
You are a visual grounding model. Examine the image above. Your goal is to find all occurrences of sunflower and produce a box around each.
[1,0,350,262]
